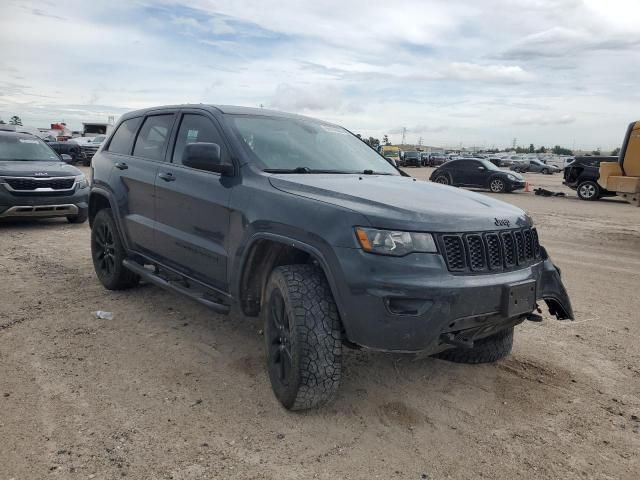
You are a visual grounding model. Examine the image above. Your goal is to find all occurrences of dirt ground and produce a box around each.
[1,167,639,480]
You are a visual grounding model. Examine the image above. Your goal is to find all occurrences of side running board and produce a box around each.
[122,259,230,315]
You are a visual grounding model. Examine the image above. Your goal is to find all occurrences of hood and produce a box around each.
[269,174,530,232]
[0,161,81,177]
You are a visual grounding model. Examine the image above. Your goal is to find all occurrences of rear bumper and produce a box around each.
[0,187,88,219]
[331,246,573,353]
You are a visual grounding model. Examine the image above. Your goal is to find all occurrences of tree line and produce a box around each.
[0,115,23,126]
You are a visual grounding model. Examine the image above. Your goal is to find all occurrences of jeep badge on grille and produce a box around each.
[494,218,510,227]
[34,172,49,176]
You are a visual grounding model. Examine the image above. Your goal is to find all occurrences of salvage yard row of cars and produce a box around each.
[395,150,571,172]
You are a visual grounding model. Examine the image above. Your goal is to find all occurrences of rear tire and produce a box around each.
[577,180,600,201]
[434,174,450,185]
[263,265,342,410]
[433,327,514,364]
[91,208,139,290]
[541,168,550,175]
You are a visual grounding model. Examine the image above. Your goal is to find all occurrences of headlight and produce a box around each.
[507,174,517,181]
[355,227,437,256]
[75,174,88,189]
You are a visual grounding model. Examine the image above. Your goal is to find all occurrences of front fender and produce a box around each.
[539,247,574,320]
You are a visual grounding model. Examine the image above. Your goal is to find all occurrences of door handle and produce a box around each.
[158,172,176,182]
[115,162,128,170]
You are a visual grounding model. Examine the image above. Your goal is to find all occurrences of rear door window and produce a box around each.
[133,114,175,161]
[107,117,142,155]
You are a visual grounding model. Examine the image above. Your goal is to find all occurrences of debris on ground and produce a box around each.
[93,311,114,320]
[534,188,566,197]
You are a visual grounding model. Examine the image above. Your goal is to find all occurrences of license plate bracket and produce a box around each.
[503,280,537,317]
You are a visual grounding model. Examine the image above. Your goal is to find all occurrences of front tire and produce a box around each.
[91,209,139,290]
[67,209,88,224]
[577,180,600,201]
[263,265,342,410]
[541,168,550,175]
[433,327,513,364]
[489,177,506,193]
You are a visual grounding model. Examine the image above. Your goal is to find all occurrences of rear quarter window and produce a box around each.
[107,117,143,155]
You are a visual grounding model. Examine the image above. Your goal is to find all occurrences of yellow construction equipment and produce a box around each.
[598,121,640,206]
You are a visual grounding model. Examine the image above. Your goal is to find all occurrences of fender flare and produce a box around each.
[234,231,347,321]
[88,187,131,250]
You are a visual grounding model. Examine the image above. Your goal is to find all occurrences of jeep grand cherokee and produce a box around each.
[88,105,573,410]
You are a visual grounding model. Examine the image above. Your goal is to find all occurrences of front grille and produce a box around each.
[442,235,465,271]
[438,227,541,273]
[81,145,99,159]
[4,177,75,191]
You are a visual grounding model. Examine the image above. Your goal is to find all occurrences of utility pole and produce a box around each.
[512,138,517,150]
[418,136,423,147]
[401,127,407,145]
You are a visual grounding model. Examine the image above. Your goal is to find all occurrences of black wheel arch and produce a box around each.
[235,232,346,323]
[433,170,452,183]
[88,188,131,250]
[488,174,508,189]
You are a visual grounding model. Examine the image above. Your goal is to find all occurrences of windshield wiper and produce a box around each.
[362,169,393,175]
[263,167,353,174]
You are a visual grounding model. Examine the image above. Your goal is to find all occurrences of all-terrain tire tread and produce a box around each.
[267,264,342,410]
[92,209,139,290]
[433,327,514,364]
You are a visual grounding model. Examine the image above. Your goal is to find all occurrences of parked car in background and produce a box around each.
[487,157,502,167]
[420,152,430,166]
[46,138,82,163]
[73,135,106,166]
[564,156,618,201]
[511,159,561,174]
[384,156,398,168]
[430,158,525,193]
[0,130,89,222]
[429,155,447,166]
[45,135,106,166]
[403,150,421,167]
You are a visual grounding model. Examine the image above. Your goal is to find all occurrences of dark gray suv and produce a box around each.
[89,105,573,410]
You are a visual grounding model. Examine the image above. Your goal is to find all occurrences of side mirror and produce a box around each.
[60,154,73,163]
[182,142,233,175]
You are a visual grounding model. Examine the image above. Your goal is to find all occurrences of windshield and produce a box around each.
[480,159,500,171]
[227,115,399,174]
[0,135,59,162]
[93,135,106,143]
[405,152,419,158]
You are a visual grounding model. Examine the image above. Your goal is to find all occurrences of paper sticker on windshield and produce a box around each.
[319,125,349,135]
[19,139,39,144]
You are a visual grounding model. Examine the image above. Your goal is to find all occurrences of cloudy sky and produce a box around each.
[1,0,639,149]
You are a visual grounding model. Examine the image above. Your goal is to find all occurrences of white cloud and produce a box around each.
[0,0,638,149]
[270,83,344,112]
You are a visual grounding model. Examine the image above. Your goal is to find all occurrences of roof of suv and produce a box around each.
[119,104,328,123]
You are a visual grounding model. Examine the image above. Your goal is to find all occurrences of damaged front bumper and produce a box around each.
[539,246,573,320]
[331,246,574,353]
